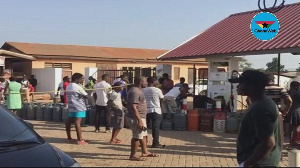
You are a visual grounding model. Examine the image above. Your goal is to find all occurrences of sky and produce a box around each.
[1,0,300,70]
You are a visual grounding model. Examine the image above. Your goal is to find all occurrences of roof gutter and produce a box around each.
[34,55,207,64]
[0,50,36,60]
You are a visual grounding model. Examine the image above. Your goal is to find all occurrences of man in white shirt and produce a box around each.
[142,77,165,148]
[161,83,190,114]
[93,74,112,133]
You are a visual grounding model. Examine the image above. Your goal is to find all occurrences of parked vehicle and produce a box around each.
[0,105,80,167]
[189,79,208,95]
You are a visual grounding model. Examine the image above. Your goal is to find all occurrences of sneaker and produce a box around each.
[77,140,88,145]
[94,129,99,133]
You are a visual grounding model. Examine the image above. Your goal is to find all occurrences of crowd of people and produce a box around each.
[57,72,190,161]
[1,75,37,114]
[4,69,299,165]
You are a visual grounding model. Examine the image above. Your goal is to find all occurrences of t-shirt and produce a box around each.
[113,78,127,99]
[142,87,164,114]
[58,82,64,96]
[66,83,88,112]
[21,80,29,89]
[127,87,147,118]
[237,97,282,167]
[265,85,289,109]
[164,87,181,98]
[93,81,111,106]
[109,91,123,110]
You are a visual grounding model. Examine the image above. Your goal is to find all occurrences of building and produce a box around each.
[1,42,208,94]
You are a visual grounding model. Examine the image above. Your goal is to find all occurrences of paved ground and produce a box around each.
[29,120,289,167]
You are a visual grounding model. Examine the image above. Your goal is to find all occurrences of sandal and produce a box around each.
[110,139,122,144]
[66,138,77,143]
[140,153,159,157]
[129,157,147,161]
[77,140,88,145]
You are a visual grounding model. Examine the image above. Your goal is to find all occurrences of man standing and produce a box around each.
[229,70,282,167]
[161,73,174,95]
[107,82,125,144]
[127,76,159,161]
[65,73,88,145]
[142,77,165,148]
[29,75,38,90]
[113,75,129,105]
[93,74,112,133]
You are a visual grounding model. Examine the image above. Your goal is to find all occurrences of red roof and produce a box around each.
[160,2,300,60]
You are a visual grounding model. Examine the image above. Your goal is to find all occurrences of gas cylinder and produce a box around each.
[226,112,240,134]
[44,103,54,121]
[213,112,226,132]
[161,119,173,130]
[35,103,45,121]
[200,111,214,132]
[52,103,62,122]
[27,103,36,120]
[53,95,61,104]
[173,111,187,131]
[21,103,29,119]
[187,109,200,131]
[62,105,69,122]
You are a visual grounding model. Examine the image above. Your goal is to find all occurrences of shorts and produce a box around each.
[112,109,125,129]
[129,118,147,140]
[68,111,86,118]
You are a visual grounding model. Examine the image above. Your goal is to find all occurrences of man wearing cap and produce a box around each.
[161,83,190,114]
[229,70,282,167]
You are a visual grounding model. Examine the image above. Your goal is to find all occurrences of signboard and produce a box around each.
[0,56,5,66]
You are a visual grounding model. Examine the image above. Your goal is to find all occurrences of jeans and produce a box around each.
[95,105,111,130]
[146,113,162,146]
[60,95,64,104]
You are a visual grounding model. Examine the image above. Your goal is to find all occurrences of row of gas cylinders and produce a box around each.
[18,103,100,125]
[158,109,242,133]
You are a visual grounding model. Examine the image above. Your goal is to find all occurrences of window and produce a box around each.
[45,63,72,70]
[174,67,180,80]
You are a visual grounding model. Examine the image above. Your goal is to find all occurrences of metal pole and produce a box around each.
[193,64,196,109]
[277,53,280,86]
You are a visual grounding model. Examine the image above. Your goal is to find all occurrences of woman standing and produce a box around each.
[288,81,300,148]
[4,77,22,114]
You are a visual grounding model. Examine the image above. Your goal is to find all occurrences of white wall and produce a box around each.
[84,67,98,85]
[32,68,62,98]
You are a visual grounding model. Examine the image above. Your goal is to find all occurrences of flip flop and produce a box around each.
[129,157,147,161]
[110,140,122,144]
[140,153,159,157]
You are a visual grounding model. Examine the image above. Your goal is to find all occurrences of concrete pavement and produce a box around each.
[30,120,288,167]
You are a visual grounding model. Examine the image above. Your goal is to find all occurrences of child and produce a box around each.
[107,82,125,144]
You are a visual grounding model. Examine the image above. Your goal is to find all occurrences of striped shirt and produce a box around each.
[142,87,164,114]
[66,83,88,112]
[265,85,289,109]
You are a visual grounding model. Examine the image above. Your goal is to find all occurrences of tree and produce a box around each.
[296,66,300,72]
[265,57,286,72]
[239,57,253,72]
